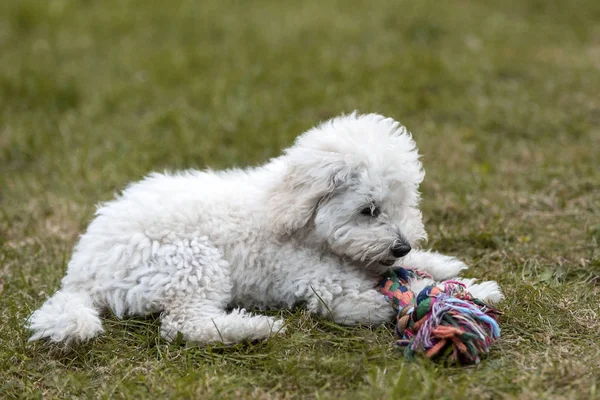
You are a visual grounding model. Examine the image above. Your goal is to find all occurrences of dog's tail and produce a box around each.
[27,290,104,344]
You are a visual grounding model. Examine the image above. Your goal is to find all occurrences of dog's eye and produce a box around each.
[360,206,380,217]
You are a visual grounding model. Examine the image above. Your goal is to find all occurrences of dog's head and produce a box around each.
[268,112,427,272]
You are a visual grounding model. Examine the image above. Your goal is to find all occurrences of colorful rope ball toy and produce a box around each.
[377,267,502,365]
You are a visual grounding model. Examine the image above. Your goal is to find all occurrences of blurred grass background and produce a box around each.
[1,0,599,398]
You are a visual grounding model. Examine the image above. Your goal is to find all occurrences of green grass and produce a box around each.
[1,0,599,398]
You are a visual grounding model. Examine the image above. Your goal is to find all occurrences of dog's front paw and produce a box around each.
[438,257,469,280]
[468,280,504,303]
[404,251,469,280]
[331,290,396,326]
[453,278,504,303]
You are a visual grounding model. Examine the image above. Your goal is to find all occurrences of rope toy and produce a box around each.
[377,267,502,365]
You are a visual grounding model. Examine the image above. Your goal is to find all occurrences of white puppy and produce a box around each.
[27,113,502,345]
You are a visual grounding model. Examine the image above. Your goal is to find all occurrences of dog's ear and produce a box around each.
[268,149,353,235]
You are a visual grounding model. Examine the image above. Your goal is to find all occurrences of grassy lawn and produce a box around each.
[1,0,599,398]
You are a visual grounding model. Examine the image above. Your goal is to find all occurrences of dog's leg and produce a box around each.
[401,250,469,280]
[156,237,284,345]
[404,276,503,304]
[402,251,503,303]
[446,278,504,303]
[306,279,396,326]
[331,289,396,326]
[160,304,285,345]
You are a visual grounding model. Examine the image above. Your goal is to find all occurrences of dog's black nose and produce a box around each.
[391,242,411,258]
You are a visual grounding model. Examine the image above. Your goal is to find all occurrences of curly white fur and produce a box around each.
[27,112,503,345]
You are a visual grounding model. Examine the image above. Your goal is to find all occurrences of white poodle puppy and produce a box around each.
[27,112,503,345]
